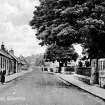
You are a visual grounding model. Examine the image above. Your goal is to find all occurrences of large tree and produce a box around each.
[75,1,105,83]
[30,0,81,73]
[30,0,105,81]
[30,0,82,47]
[44,44,78,72]
[30,0,105,59]
[30,0,105,55]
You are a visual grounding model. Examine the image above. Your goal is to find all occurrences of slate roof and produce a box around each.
[0,49,12,59]
[0,49,18,61]
[0,44,21,62]
[9,53,18,61]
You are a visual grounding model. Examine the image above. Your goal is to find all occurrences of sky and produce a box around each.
[0,0,82,57]
[73,44,82,56]
[0,0,46,57]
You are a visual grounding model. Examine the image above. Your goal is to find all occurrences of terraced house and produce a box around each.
[0,43,20,75]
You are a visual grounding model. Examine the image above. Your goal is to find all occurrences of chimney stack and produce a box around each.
[1,42,5,51]
[9,49,14,55]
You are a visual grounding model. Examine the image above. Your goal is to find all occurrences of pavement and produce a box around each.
[5,68,33,83]
[0,68,33,91]
[55,73,105,101]
[0,67,33,85]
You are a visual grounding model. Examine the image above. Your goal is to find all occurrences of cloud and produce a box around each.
[0,22,46,56]
[0,0,45,57]
[0,0,39,25]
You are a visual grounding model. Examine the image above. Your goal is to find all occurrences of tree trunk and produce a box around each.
[65,61,67,67]
[58,61,61,73]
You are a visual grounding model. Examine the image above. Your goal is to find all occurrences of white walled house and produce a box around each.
[0,43,21,75]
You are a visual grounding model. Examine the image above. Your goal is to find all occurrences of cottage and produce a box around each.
[0,43,20,75]
[18,56,29,70]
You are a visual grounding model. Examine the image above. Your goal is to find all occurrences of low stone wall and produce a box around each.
[76,67,91,77]
[61,66,75,74]
[75,67,92,84]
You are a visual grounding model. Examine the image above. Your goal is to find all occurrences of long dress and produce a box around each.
[0,71,2,82]
[1,70,6,83]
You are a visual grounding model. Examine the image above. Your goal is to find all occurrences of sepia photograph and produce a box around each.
[0,0,105,105]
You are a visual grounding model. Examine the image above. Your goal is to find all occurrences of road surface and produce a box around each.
[0,67,104,105]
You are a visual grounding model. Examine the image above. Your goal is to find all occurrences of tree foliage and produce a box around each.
[30,0,81,47]
[60,0,105,59]
[44,44,78,66]
[76,1,105,59]
[30,0,105,61]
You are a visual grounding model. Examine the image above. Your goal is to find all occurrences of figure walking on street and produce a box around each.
[1,69,6,84]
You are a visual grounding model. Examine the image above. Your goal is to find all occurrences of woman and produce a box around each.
[1,69,6,84]
[0,70,2,82]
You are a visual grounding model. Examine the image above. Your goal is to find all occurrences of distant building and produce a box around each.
[18,56,29,70]
[0,43,21,75]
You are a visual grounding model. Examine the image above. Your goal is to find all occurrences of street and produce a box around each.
[0,67,104,105]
